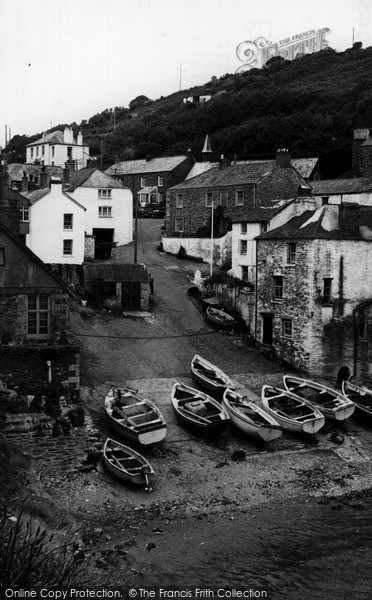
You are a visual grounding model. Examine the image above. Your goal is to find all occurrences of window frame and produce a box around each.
[238,240,248,255]
[27,294,50,339]
[98,189,112,199]
[241,222,247,234]
[176,193,184,209]
[98,206,112,218]
[273,276,284,301]
[281,318,293,338]
[158,176,163,187]
[235,190,244,207]
[323,278,333,304]
[67,146,73,159]
[63,213,73,230]
[359,320,367,341]
[19,207,30,222]
[141,177,146,187]
[241,265,249,281]
[205,192,213,208]
[63,239,73,255]
[175,217,184,233]
[287,242,296,264]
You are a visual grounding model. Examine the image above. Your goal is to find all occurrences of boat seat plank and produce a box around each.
[178,407,212,423]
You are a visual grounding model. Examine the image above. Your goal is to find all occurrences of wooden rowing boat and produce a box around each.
[342,380,372,420]
[171,382,229,434]
[104,386,166,445]
[222,388,282,442]
[283,375,355,421]
[190,354,235,399]
[261,385,325,434]
[206,306,236,329]
[103,438,155,488]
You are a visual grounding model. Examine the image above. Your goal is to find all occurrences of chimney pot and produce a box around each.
[276,148,291,168]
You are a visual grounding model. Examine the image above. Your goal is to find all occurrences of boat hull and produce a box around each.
[107,415,167,444]
[206,307,236,330]
[261,386,325,434]
[190,354,235,399]
[223,397,282,442]
[171,382,229,435]
[102,438,155,486]
[283,376,355,421]
[342,381,372,421]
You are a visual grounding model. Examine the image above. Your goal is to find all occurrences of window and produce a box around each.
[360,321,367,340]
[158,176,163,187]
[99,206,112,218]
[63,214,73,229]
[273,276,283,301]
[51,146,55,157]
[36,147,39,157]
[235,190,244,206]
[323,278,332,303]
[67,146,72,158]
[241,266,248,281]
[175,218,184,232]
[63,239,73,255]
[241,222,247,234]
[261,222,268,233]
[103,282,117,299]
[141,177,146,187]
[238,240,247,255]
[98,189,112,199]
[158,193,163,204]
[42,145,45,155]
[0,248,5,266]
[282,318,292,337]
[19,207,29,222]
[205,192,213,208]
[176,193,184,209]
[31,148,34,158]
[27,294,50,339]
[288,242,296,264]
[220,190,228,207]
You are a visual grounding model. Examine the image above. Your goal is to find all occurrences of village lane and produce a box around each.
[75,218,282,387]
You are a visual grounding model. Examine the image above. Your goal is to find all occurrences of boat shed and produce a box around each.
[82,263,150,311]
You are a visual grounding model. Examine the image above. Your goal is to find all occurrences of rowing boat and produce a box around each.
[222,388,282,442]
[104,386,166,445]
[342,380,372,420]
[206,306,236,329]
[283,375,355,421]
[190,354,235,399]
[261,385,325,434]
[171,382,229,434]
[103,438,155,488]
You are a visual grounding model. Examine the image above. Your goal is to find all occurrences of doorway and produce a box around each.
[262,314,273,345]
[92,228,114,259]
[122,282,141,310]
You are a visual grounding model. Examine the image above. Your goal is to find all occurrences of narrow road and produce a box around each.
[76,219,281,386]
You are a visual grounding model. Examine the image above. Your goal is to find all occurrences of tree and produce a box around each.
[129,95,151,111]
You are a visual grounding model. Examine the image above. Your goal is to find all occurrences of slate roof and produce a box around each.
[171,163,275,190]
[7,163,63,181]
[257,205,372,241]
[235,157,319,179]
[186,162,218,180]
[66,168,127,192]
[26,131,65,147]
[310,177,372,195]
[83,263,149,283]
[22,185,86,210]
[232,199,294,223]
[105,156,188,176]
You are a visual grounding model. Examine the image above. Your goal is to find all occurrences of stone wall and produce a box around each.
[256,167,310,204]
[162,231,231,267]
[203,283,255,331]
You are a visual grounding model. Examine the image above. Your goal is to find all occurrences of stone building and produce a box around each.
[352,128,372,177]
[105,155,194,209]
[166,149,311,238]
[255,203,372,381]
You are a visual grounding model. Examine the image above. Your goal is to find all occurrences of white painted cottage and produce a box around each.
[65,168,133,258]
[26,127,90,169]
[22,178,86,264]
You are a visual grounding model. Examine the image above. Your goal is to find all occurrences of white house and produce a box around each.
[22,178,86,264]
[231,196,321,283]
[26,127,90,169]
[66,168,133,258]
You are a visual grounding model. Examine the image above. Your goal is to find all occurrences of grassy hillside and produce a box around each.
[6,45,372,177]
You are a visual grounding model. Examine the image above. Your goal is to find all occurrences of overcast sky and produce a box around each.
[1,0,370,146]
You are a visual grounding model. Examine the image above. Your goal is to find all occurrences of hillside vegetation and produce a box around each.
[6,45,372,177]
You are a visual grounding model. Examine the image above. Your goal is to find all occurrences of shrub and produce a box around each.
[177,246,187,259]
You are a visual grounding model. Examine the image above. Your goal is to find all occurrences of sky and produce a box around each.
[1,0,371,147]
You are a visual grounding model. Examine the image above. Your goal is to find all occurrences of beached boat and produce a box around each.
[342,380,372,420]
[261,385,325,434]
[206,306,236,329]
[190,354,235,399]
[222,388,282,442]
[104,386,166,445]
[171,382,229,434]
[283,375,355,421]
[103,438,155,488]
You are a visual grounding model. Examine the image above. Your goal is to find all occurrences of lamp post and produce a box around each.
[210,200,214,277]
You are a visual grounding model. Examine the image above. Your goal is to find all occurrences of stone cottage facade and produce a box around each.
[166,150,311,238]
[255,204,372,381]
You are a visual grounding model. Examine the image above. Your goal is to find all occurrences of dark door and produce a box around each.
[122,282,141,310]
[262,314,273,345]
[92,228,114,259]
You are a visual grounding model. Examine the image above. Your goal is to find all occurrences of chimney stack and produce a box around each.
[276,148,291,168]
[40,167,48,188]
[353,128,370,177]
[21,172,28,193]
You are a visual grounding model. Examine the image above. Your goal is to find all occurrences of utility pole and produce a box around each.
[352,28,355,46]
[179,64,182,91]
[210,200,214,277]
[133,175,138,263]
[5,125,7,147]
[100,140,103,169]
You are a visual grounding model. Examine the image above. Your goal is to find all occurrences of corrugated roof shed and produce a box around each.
[105,156,188,175]
[83,263,149,283]
[310,177,372,195]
